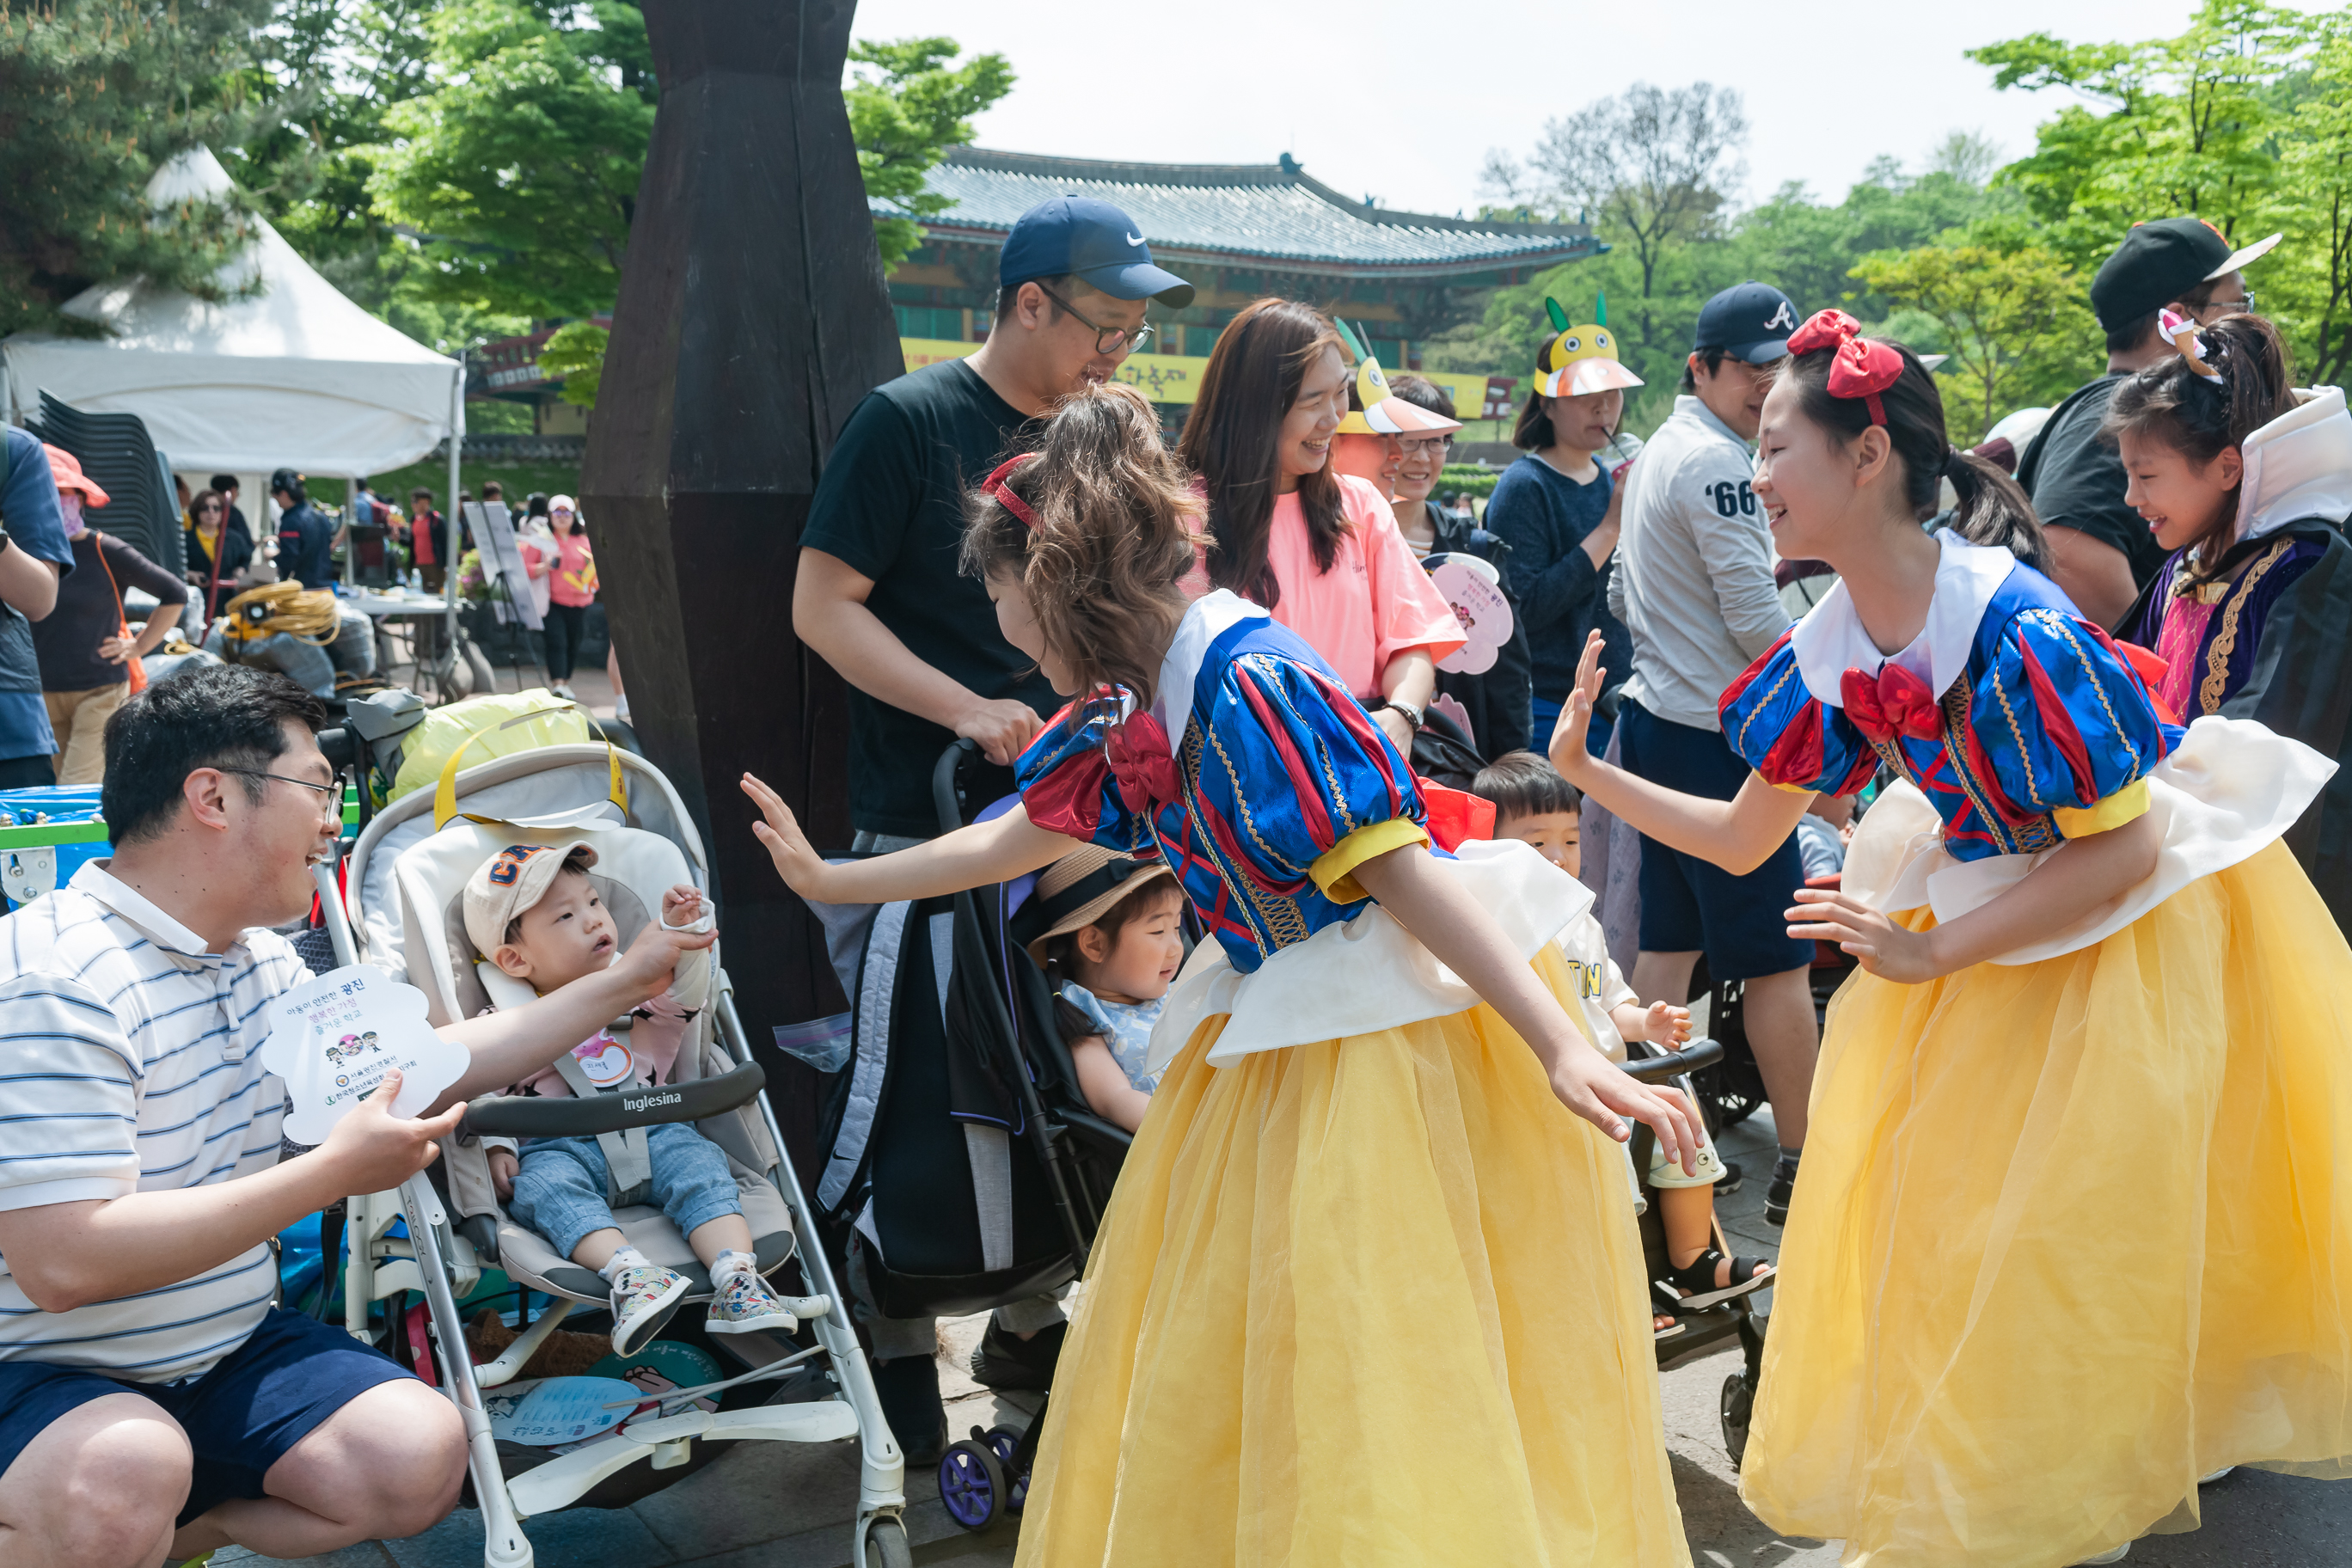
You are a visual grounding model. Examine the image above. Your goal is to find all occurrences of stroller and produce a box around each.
[320,734,910,1568]
[804,741,1134,1534]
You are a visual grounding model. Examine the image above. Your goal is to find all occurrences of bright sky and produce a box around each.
[850,0,2338,217]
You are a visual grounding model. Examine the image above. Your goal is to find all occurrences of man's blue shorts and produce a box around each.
[0,1307,416,1526]
[1618,699,1811,982]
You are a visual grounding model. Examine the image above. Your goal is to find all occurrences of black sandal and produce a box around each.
[1656,1248,1776,1314]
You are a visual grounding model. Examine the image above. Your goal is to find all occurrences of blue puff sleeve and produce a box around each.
[1972,606,2178,830]
[1014,698,1151,854]
[1192,652,1428,904]
[1718,632,1878,796]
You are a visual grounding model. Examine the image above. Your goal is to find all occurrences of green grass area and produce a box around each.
[305,455,583,514]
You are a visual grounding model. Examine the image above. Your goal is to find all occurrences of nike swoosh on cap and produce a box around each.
[1125,232,1145,247]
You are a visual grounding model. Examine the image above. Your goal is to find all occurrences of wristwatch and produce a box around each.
[1370,697,1424,732]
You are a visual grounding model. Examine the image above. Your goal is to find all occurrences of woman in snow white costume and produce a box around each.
[744,383,1705,1564]
[1551,309,2352,1565]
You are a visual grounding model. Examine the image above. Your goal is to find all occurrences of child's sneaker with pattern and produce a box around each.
[608,1259,692,1357]
[706,1265,805,1336]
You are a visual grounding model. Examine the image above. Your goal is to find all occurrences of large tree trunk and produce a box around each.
[582,0,899,1162]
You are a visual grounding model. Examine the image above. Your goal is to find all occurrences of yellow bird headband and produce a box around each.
[1332,319,1461,435]
[1537,296,1645,398]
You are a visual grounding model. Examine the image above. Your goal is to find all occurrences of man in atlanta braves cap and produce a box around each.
[1604,278,1821,1228]
[2018,217,2282,628]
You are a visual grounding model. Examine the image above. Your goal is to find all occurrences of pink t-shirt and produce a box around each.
[1182,474,1464,699]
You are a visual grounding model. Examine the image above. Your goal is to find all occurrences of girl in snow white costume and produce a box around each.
[744,383,1705,1564]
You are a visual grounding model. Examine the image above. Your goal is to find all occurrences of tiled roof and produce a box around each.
[874,148,1605,277]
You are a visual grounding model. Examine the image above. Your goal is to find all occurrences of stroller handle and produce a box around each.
[1620,1038,1724,1084]
[461,1060,767,1138]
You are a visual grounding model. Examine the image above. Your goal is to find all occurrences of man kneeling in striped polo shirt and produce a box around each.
[0,665,714,1567]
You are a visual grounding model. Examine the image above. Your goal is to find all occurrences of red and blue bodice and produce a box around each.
[1017,592,1429,974]
[1719,548,2183,861]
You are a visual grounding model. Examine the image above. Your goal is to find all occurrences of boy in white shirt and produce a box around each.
[1472,751,1773,1325]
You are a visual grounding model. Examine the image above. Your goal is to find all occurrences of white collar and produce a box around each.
[1788,531,2018,707]
[1150,590,1267,756]
[69,859,234,961]
[2238,385,2352,545]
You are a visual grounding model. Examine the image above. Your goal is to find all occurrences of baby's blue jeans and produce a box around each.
[509,1124,742,1259]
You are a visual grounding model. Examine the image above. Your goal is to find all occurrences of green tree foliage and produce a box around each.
[1850,242,2100,443]
[537,319,607,407]
[1441,146,2019,436]
[1971,1,2352,385]
[0,0,286,337]
[847,37,1014,270]
[365,0,655,318]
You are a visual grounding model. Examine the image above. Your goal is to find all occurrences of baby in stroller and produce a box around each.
[1471,752,1774,1327]
[1026,846,1186,1134]
[466,841,808,1355]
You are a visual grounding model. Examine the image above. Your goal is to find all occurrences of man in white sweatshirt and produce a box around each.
[1608,280,1816,1225]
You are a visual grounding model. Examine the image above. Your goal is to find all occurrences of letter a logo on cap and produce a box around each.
[1763,299,1798,333]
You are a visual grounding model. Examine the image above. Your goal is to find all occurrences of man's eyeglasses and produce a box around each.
[1398,436,1455,456]
[2196,291,2256,316]
[1034,284,1155,356]
[220,769,341,819]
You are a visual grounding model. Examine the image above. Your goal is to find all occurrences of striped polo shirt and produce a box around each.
[0,861,304,1381]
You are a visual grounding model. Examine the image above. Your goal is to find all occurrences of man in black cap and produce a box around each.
[793,195,1191,1459]
[2018,217,2280,628]
[1606,279,1819,1226]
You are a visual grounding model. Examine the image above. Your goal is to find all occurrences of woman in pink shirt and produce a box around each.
[522,494,600,701]
[1178,299,1462,756]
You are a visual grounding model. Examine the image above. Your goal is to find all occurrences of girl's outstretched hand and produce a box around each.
[1786,885,1940,983]
[1547,630,1609,782]
[1547,1045,1704,1176]
[740,774,830,902]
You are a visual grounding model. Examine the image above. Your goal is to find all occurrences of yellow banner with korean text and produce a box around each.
[899,339,1513,418]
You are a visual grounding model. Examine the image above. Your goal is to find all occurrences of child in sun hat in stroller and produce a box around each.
[466,841,814,1356]
[1025,844,1186,1132]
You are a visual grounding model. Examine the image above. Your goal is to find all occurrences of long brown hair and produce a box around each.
[1176,297,1348,609]
[2101,312,2299,589]
[959,383,1202,705]
[1775,340,2051,574]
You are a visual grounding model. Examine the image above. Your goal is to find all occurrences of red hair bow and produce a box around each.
[1105,713,1183,818]
[983,452,1041,529]
[1841,664,1944,744]
[1787,309,1904,427]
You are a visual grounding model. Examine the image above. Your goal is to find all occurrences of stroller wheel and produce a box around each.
[864,1514,916,1567]
[1720,1371,1756,1471]
[938,1441,1007,1532]
[982,1424,1030,1511]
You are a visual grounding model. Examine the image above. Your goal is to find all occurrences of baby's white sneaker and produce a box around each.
[603,1247,690,1357]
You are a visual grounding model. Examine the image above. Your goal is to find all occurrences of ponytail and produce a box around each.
[1943,447,2049,574]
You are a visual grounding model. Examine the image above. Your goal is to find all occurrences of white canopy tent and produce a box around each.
[0,146,464,628]
[0,147,464,475]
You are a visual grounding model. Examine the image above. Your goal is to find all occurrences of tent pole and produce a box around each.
[445,368,461,652]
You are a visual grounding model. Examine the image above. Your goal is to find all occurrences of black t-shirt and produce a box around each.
[800,358,1057,837]
[2017,375,2170,591]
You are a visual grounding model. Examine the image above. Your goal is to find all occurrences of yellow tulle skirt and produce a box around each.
[1741,841,2352,1565]
[1013,945,1693,1565]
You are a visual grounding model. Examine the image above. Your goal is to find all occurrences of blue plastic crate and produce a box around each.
[0,786,109,911]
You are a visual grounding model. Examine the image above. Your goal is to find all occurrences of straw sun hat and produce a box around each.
[1022,846,1175,968]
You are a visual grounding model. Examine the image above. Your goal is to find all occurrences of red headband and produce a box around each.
[983,453,1041,528]
[1787,309,1904,426]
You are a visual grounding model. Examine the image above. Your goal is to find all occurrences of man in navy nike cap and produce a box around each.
[793,194,1192,1457]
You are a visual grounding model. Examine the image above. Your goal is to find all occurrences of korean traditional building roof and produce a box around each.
[874,147,1607,279]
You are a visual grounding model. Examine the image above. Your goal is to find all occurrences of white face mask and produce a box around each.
[58,493,85,538]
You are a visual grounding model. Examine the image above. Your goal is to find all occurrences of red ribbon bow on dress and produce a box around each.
[1786,309,1905,427]
[1841,664,1945,744]
[1104,713,1183,817]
